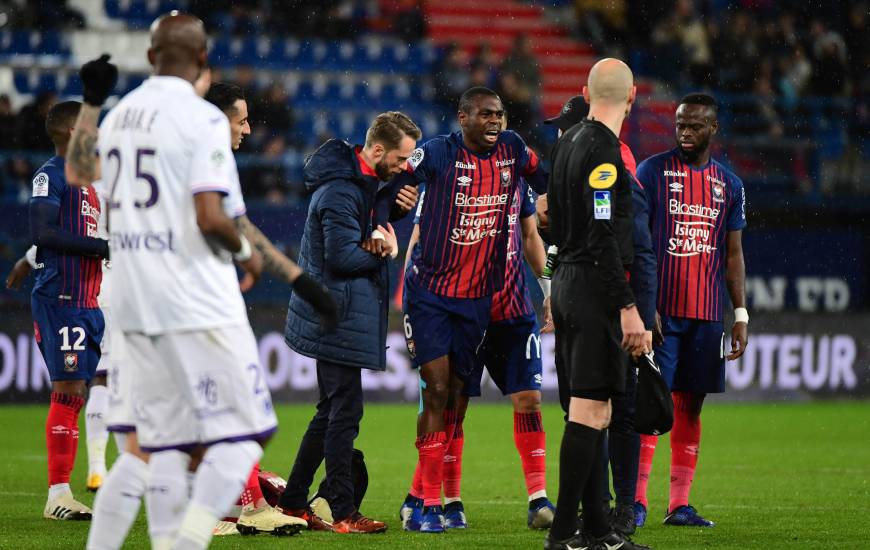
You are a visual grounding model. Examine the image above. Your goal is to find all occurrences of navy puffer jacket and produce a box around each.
[284,139,389,370]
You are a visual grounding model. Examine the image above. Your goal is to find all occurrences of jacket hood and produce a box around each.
[303,139,368,192]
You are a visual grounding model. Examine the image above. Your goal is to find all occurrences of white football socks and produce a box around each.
[86,452,148,550]
[145,450,191,549]
[85,385,109,478]
[173,441,262,550]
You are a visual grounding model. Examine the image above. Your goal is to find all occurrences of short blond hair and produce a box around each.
[365,111,421,150]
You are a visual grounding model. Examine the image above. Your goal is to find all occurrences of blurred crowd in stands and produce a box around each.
[0,0,865,205]
[573,0,867,139]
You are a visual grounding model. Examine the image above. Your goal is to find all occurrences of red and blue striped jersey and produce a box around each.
[30,156,103,308]
[490,181,536,321]
[407,130,541,298]
[638,149,746,321]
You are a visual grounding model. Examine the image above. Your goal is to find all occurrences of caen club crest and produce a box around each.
[711,181,725,202]
[501,168,511,186]
[406,338,417,360]
[64,353,79,372]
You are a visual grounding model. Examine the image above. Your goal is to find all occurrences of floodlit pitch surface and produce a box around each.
[0,401,867,549]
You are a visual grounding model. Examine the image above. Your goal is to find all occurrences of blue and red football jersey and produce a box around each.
[30,156,103,308]
[489,181,536,322]
[407,130,542,299]
[638,149,746,322]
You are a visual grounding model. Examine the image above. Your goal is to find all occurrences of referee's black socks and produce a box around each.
[550,421,609,540]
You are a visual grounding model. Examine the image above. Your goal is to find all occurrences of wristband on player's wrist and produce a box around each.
[25,246,38,269]
[233,235,253,262]
[537,277,551,299]
[734,307,749,324]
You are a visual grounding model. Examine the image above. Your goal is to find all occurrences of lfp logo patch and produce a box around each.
[593,191,611,220]
[589,163,617,189]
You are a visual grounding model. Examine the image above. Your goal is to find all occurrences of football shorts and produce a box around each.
[402,271,491,386]
[104,325,137,432]
[127,323,278,452]
[31,297,104,383]
[655,315,726,394]
[465,313,543,397]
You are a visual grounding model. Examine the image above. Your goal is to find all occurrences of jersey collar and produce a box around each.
[144,75,197,95]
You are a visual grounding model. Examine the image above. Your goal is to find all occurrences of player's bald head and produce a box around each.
[585,58,634,104]
[148,11,207,76]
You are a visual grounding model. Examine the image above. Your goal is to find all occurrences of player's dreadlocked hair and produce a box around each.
[679,93,719,115]
[458,86,500,114]
[205,82,246,115]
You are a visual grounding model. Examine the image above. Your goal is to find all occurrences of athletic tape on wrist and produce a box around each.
[233,235,252,262]
[734,307,749,324]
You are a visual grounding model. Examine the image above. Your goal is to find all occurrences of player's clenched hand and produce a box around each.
[80,54,118,107]
[395,185,419,214]
[727,321,748,360]
[361,237,387,257]
[541,296,554,333]
[379,224,398,258]
[620,305,646,356]
[238,249,263,292]
[5,258,31,290]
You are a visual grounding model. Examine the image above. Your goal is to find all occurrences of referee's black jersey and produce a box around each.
[548,118,635,311]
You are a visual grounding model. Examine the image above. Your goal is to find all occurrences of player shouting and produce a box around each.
[634,93,748,529]
[382,86,548,533]
[399,115,554,531]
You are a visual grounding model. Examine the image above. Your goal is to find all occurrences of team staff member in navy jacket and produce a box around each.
[279,112,421,534]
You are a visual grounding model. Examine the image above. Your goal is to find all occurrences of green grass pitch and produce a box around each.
[0,401,868,549]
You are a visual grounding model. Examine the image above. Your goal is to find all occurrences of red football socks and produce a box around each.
[416,432,446,507]
[46,392,84,486]
[513,411,547,498]
[669,391,703,512]
[240,463,265,507]
[443,413,464,500]
[635,434,659,508]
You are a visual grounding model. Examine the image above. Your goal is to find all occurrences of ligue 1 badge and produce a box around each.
[64,353,79,372]
[501,168,511,186]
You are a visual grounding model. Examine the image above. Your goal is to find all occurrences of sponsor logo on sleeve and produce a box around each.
[210,150,225,167]
[409,147,424,169]
[593,191,611,219]
[589,163,617,189]
[32,173,49,197]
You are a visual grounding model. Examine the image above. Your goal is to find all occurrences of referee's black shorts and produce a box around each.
[552,262,628,407]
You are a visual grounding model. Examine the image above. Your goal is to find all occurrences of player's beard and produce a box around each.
[375,158,393,181]
[679,135,710,164]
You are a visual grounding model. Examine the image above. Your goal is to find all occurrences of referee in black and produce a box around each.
[544,59,651,550]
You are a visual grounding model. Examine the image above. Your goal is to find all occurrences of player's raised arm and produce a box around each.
[66,55,118,187]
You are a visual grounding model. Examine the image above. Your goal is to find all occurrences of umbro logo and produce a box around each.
[457,175,472,186]
[669,181,683,192]
[531,448,546,457]
[603,542,624,550]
